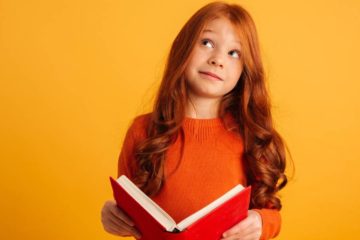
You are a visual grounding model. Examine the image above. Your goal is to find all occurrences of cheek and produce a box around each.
[184,59,197,76]
[228,63,243,83]
[234,62,244,76]
[188,49,206,67]
[226,79,240,92]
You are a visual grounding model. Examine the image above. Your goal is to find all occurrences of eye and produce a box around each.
[201,39,214,48]
[229,50,240,59]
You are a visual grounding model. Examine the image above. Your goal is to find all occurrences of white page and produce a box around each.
[117,176,177,231]
[176,184,244,231]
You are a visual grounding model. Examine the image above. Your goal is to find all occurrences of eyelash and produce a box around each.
[201,39,241,59]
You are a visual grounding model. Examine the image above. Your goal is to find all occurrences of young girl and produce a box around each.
[101,1,288,240]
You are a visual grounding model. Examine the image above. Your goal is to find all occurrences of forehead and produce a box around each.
[201,17,241,45]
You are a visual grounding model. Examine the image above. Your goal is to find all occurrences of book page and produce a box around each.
[117,176,177,232]
[176,184,244,231]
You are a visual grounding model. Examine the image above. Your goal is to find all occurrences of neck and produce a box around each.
[185,95,221,119]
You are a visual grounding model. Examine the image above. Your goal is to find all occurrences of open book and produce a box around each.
[110,175,251,240]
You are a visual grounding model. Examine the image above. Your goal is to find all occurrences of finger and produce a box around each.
[221,233,258,240]
[102,201,141,238]
[107,216,135,234]
[240,232,262,240]
[105,225,125,236]
[110,209,135,226]
[222,218,252,238]
[130,227,142,239]
[103,218,129,236]
[222,228,254,240]
[107,217,142,239]
[230,225,261,240]
[109,204,135,226]
[221,233,242,240]
[107,214,127,229]
[112,218,142,239]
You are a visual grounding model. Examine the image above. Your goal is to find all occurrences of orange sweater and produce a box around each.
[118,113,281,239]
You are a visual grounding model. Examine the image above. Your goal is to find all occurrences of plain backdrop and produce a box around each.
[1,0,359,239]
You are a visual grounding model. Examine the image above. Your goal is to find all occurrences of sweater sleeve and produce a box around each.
[117,115,148,179]
[117,122,136,179]
[252,208,281,240]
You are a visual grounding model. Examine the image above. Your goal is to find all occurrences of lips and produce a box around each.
[199,71,223,81]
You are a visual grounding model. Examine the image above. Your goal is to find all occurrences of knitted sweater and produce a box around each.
[118,113,281,239]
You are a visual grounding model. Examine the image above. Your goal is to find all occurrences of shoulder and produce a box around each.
[131,112,152,129]
[132,112,152,125]
[126,112,152,138]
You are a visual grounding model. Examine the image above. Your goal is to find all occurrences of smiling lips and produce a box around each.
[199,71,223,81]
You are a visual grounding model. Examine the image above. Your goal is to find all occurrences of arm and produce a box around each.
[102,117,147,239]
[117,114,148,178]
[117,125,136,178]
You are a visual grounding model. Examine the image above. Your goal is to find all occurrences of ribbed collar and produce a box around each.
[183,116,223,128]
[181,113,237,141]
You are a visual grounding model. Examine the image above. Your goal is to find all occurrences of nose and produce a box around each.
[208,54,224,68]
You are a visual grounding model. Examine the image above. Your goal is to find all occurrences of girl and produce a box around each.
[101,1,289,240]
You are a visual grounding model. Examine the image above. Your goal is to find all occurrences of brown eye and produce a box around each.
[229,50,240,59]
[201,39,213,48]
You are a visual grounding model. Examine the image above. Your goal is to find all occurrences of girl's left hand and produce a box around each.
[221,210,262,240]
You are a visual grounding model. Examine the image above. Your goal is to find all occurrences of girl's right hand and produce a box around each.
[101,200,142,239]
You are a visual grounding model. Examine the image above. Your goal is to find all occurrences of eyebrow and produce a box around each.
[202,29,241,45]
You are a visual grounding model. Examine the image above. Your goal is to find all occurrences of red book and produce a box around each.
[110,175,251,240]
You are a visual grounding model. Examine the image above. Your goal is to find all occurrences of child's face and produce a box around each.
[184,17,243,101]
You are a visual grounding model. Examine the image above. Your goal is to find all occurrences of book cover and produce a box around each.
[110,176,251,240]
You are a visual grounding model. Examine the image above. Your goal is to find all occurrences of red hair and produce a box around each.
[130,1,290,210]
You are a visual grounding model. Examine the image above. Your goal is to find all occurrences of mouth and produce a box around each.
[199,71,223,81]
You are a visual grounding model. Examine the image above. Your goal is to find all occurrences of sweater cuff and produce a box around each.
[252,208,281,240]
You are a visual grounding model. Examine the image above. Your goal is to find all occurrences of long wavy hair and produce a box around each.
[129,1,290,210]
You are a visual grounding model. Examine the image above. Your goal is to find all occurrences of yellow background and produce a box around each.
[1,0,359,239]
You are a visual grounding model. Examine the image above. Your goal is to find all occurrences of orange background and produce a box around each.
[1,0,359,239]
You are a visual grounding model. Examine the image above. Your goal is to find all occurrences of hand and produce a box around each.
[221,210,262,240]
[101,200,142,239]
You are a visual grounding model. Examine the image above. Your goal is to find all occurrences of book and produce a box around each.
[110,175,252,240]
